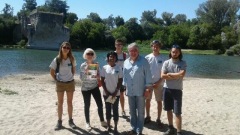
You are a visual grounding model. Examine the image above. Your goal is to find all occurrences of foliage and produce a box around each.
[114,16,125,27]
[226,44,240,55]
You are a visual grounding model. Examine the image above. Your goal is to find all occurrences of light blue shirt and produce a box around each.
[123,55,153,96]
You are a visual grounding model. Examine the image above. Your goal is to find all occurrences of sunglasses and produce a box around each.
[115,43,123,46]
[86,53,94,56]
[62,46,71,50]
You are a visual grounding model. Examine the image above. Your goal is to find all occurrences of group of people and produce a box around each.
[49,39,187,135]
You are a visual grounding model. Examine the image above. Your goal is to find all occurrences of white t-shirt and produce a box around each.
[101,64,123,96]
[145,53,164,84]
[49,57,76,82]
[115,52,128,69]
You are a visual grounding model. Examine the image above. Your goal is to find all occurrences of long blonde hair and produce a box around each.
[57,42,75,63]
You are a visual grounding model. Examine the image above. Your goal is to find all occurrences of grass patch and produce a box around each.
[0,87,18,95]
[181,49,217,55]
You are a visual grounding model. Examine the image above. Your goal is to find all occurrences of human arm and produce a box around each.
[50,68,57,81]
[101,76,110,97]
[143,59,153,97]
[112,78,123,97]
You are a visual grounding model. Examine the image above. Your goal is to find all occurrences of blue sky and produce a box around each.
[0,0,207,20]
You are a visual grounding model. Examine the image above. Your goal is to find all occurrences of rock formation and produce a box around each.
[26,10,69,50]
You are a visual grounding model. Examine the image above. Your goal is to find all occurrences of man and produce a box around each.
[123,43,152,135]
[144,40,164,127]
[114,39,128,116]
[161,45,187,135]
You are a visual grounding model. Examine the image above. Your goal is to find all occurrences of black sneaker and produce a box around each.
[68,119,77,129]
[144,116,151,124]
[163,128,175,135]
[54,120,62,130]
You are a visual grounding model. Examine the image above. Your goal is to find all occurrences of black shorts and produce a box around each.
[120,85,126,92]
[163,88,182,115]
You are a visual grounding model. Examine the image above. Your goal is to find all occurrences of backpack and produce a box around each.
[55,57,73,74]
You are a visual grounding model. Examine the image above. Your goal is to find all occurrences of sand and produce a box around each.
[0,74,240,135]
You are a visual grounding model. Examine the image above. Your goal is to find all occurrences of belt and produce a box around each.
[57,79,74,83]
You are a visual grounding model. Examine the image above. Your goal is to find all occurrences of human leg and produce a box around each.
[136,96,145,134]
[120,86,126,116]
[113,96,120,132]
[92,87,107,126]
[82,90,91,124]
[128,96,137,132]
[66,90,76,129]
[55,91,64,130]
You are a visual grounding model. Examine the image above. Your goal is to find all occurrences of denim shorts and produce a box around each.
[163,88,182,115]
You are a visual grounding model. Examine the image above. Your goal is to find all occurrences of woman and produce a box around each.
[80,48,107,130]
[101,52,123,133]
[49,42,77,130]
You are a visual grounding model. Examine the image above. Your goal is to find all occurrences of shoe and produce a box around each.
[163,128,175,135]
[68,119,77,129]
[85,123,91,130]
[101,121,108,127]
[54,120,62,130]
[144,116,151,124]
[156,119,163,128]
[122,111,126,116]
[107,126,112,132]
[137,133,143,135]
[126,130,136,135]
[177,132,182,135]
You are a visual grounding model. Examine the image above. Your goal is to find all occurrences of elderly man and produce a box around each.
[123,42,152,135]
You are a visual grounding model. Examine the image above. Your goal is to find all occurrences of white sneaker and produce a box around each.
[101,121,107,127]
[85,123,91,130]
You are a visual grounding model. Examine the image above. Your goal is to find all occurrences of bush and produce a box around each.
[229,44,240,56]
[225,50,234,56]
[17,40,26,47]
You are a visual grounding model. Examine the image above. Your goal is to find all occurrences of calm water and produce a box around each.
[0,49,240,79]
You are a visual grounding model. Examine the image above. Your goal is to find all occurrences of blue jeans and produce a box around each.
[128,96,145,133]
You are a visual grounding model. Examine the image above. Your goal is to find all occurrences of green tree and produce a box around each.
[114,16,124,27]
[103,14,115,29]
[124,18,144,42]
[22,0,37,11]
[1,3,14,18]
[174,14,187,24]
[161,12,173,26]
[168,24,190,48]
[70,19,106,49]
[111,25,130,42]
[140,9,157,24]
[87,12,102,23]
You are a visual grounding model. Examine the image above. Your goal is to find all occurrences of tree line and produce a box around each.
[0,0,240,55]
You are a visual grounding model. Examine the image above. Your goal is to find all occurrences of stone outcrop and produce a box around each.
[26,10,69,50]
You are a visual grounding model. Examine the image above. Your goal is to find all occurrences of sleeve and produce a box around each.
[80,63,86,80]
[144,58,153,87]
[73,59,77,67]
[49,58,57,70]
[161,61,168,72]
[181,61,187,70]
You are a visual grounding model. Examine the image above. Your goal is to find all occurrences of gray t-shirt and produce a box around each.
[162,59,187,90]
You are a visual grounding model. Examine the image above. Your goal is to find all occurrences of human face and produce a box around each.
[115,42,123,50]
[108,54,116,66]
[151,44,160,54]
[61,45,71,54]
[128,47,139,60]
[171,48,180,59]
[86,52,94,60]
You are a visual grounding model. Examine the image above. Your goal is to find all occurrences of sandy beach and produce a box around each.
[0,73,240,135]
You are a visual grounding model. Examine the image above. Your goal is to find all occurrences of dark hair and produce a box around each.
[151,40,162,48]
[115,39,124,44]
[168,45,183,60]
[106,51,118,62]
[57,41,75,63]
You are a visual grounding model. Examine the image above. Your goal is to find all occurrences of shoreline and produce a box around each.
[1,73,240,135]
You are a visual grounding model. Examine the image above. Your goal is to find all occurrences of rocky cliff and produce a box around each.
[26,10,69,50]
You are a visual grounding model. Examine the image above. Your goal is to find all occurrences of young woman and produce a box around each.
[49,42,77,130]
[79,48,107,130]
[101,52,123,133]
